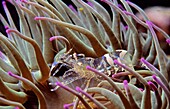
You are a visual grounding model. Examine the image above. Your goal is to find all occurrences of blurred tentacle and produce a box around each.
[6,29,50,84]
[35,17,108,57]
[8,71,47,109]
[0,33,34,89]
[78,0,122,51]
[0,78,28,104]
[86,66,131,109]
[114,60,151,109]
[0,97,25,109]
[54,82,92,109]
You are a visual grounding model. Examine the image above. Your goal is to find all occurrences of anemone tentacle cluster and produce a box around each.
[0,0,170,109]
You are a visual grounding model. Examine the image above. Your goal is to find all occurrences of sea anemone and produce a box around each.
[0,0,169,109]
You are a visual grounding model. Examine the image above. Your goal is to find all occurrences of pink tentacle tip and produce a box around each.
[2,1,6,6]
[4,26,9,29]
[152,74,157,79]
[49,37,53,41]
[86,65,91,70]
[5,29,10,34]
[63,104,69,109]
[68,4,73,8]
[15,107,19,109]
[8,71,14,76]
[124,25,128,30]
[166,39,170,44]
[147,81,152,84]
[140,57,145,62]
[34,17,40,20]
[55,82,61,86]
[113,59,118,64]
[75,86,81,92]
[147,81,153,86]
[49,37,55,41]
[112,74,115,78]
[148,81,157,91]
[123,80,128,85]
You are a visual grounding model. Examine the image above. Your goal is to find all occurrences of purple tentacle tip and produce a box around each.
[113,59,118,64]
[6,29,10,34]
[147,81,152,85]
[123,80,128,89]
[15,107,19,109]
[148,81,157,91]
[34,17,38,20]
[55,82,61,86]
[152,74,156,79]
[112,74,115,78]
[8,71,13,76]
[4,26,9,29]
[166,39,170,44]
[75,86,81,92]
[63,104,69,109]
[124,25,128,30]
[86,65,91,70]
[140,57,145,62]
[68,4,73,8]
[2,1,6,5]
[123,80,128,84]
[49,37,54,41]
